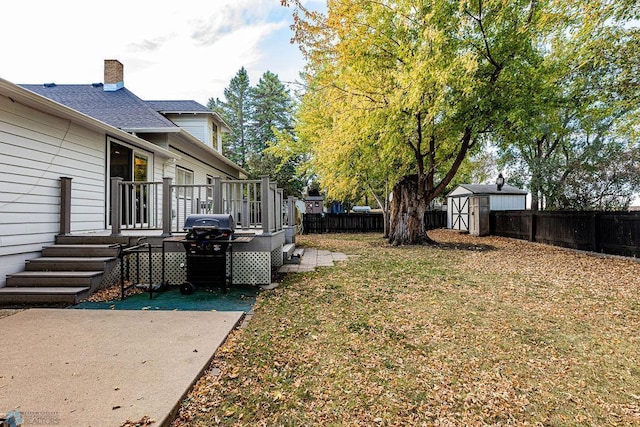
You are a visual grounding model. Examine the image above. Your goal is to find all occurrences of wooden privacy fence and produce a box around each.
[303,211,447,234]
[491,211,640,258]
[425,210,448,230]
[303,213,384,234]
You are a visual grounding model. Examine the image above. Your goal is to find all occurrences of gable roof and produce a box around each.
[448,184,528,197]
[19,75,244,176]
[2,78,176,160]
[146,100,211,113]
[20,84,178,132]
[146,100,232,133]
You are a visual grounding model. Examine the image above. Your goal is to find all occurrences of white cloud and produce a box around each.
[1,0,306,105]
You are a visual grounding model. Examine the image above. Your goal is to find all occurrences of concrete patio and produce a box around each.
[278,248,349,273]
[0,309,243,426]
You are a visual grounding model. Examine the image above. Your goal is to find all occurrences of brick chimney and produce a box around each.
[104,59,124,91]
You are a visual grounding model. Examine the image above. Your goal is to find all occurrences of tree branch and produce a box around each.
[431,126,473,198]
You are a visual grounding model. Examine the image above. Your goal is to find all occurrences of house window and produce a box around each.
[206,175,214,198]
[204,175,215,211]
[176,166,194,197]
[134,154,148,182]
[211,123,218,150]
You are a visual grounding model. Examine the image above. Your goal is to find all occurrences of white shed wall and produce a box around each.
[0,94,107,285]
[489,194,527,211]
[447,193,526,231]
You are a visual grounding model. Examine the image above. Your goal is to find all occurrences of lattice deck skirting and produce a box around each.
[102,246,282,289]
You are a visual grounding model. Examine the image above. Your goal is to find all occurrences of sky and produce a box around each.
[1,0,322,106]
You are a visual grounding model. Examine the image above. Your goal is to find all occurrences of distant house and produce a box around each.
[447,184,528,232]
[0,60,246,287]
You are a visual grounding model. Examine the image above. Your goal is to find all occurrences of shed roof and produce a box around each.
[447,184,528,197]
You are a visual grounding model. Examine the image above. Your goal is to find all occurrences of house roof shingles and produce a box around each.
[146,100,212,113]
[20,84,177,130]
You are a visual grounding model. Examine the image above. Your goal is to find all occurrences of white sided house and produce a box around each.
[447,184,527,234]
[0,60,293,304]
[0,77,175,287]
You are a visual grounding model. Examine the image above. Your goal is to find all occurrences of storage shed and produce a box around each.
[304,195,324,214]
[447,184,528,233]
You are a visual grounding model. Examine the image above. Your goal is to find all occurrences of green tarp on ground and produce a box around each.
[72,286,258,312]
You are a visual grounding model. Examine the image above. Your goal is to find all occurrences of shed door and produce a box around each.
[451,196,469,231]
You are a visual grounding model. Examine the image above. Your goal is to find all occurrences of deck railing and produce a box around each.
[103,176,293,236]
[222,179,263,229]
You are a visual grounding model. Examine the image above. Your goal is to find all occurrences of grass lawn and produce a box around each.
[172,230,640,426]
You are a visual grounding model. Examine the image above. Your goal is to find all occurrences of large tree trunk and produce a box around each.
[388,175,432,245]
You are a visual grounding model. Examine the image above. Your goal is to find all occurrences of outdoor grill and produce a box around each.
[180,214,235,295]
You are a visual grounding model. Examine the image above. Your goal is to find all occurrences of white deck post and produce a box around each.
[110,177,123,236]
[276,188,284,231]
[287,196,296,226]
[59,177,72,236]
[162,177,172,236]
[212,177,222,214]
[261,176,271,233]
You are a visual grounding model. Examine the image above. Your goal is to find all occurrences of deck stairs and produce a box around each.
[0,236,127,306]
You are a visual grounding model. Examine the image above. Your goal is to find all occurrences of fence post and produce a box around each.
[59,177,72,236]
[261,176,271,233]
[213,177,222,214]
[529,211,536,242]
[162,177,172,237]
[591,212,600,253]
[110,177,123,236]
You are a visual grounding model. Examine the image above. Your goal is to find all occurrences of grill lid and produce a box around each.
[183,214,235,232]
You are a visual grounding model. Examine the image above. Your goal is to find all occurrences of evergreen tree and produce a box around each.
[247,71,293,152]
[209,69,305,196]
[206,67,252,167]
[247,71,304,197]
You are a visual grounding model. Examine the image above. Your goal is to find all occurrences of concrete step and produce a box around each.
[283,243,296,259]
[25,257,116,272]
[0,286,91,306]
[283,244,304,265]
[6,271,104,288]
[42,244,120,257]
